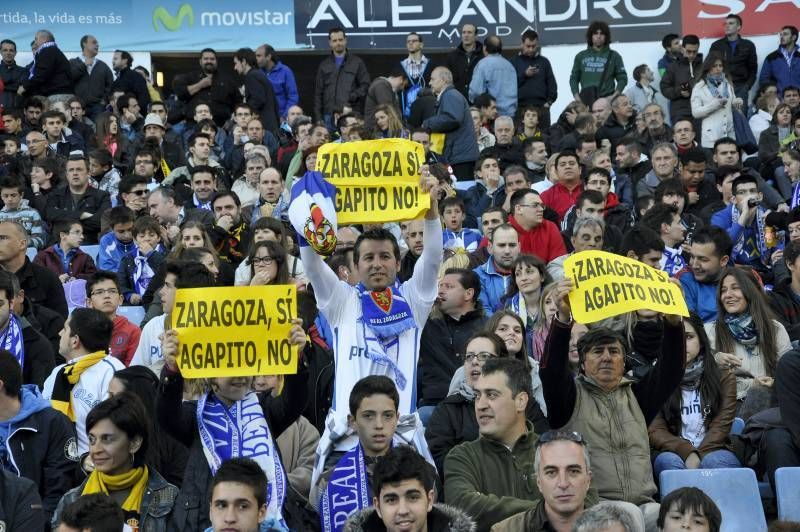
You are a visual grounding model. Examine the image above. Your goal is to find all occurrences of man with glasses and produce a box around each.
[541,279,686,531]
[85,271,140,366]
[508,189,566,263]
[760,25,800,96]
[400,32,432,119]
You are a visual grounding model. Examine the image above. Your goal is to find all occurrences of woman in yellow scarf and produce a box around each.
[51,392,178,532]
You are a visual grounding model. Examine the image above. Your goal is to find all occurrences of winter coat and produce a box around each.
[111,66,150,109]
[313,51,371,118]
[34,245,97,281]
[709,37,758,90]
[22,44,72,96]
[53,469,178,532]
[15,258,68,318]
[418,309,487,406]
[44,185,111,245]
[660,54,704,123]
[344,504,476,532]
[20,314,56,387]
[474,259,509,315]
[445,41,484,97]
[263,61,299,118]
[511,53,557,106]
[69,57,114,107]
[759,46,800,94]
[118,250,166,302]
[769,284,800,342]
[691,78,736,148]
[0,470,45,531]
[422,86,480,165]
[276,415,320,501]
[244,68,281,134]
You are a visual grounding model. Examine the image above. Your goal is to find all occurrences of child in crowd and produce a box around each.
[34,220,97,282]
[97,206,137,271]
[118,215,165,305]
[441,196,482,252]
[0,176,45,249]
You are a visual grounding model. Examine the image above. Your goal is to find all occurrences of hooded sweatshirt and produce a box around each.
[0,385,51,471]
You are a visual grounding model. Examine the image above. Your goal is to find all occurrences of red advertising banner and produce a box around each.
[682,1,800,39]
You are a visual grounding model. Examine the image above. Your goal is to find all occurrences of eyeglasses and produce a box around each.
[462,351,498,363]
[252,256,275,265]
[537,430,586,445]
[129,189,148,196]
[91,288,119,297]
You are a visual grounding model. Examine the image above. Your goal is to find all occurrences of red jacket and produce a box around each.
[33,246,97,281]
[111,314,141,366]
[509,215,567,263]
[540,182,583,222]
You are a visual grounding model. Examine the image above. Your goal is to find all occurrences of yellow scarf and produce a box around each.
[82,466,150,515]
[160,158,171,179]
[50,351,108,421]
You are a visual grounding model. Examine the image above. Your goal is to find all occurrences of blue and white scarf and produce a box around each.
[1,315,25,369]
[192,193,212,211]
[791,182,800,210]
[662,246,686,276]
[132,251,155,296]
[197,391,288,530]
[357,281,416,391]
[706,74,730,99]
[320,442,375,532]
[730,205,768,267]
[288,171,338,256]
[28,41,57,79]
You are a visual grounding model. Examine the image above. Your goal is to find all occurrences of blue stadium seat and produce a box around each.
[26,247,37,261]
[118,306,146,327]
[81,244,100,262]
[731,417,744,435]
[776,467,800,521]
[660,468,767,532]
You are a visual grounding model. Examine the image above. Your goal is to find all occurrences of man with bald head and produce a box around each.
[0,222,67,318]
[422,66,479,181]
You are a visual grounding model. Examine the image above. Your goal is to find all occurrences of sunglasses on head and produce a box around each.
[537,430,585,445]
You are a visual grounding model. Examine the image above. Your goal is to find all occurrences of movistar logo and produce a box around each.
[153,3,195,31]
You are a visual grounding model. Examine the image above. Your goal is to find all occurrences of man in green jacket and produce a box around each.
[443,358,597,531]
[570,21,627,106]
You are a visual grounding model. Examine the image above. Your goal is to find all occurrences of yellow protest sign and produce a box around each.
[317,138,430,224]
[172,285,298,378]
[564,250,689,324]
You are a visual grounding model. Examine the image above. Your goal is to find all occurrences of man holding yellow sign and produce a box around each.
[316,138,431,225]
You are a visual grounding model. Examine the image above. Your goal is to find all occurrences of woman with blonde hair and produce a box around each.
[372,104,408,139]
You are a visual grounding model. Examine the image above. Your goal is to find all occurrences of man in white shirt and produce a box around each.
[43,308,123,455]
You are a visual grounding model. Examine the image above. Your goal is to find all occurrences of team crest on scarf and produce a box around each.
[304,203,337,257]
[369,288,393,314]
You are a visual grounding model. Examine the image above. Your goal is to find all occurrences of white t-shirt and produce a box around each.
[43,354,125,455]
[130,314,167,374]
[300,218,442,449]
[680,388,706,448]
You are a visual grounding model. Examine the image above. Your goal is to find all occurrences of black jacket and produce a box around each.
[4,392,78,522]
[510,53,557,106]
[14,258,68,319]
[418,309,487,406]
[21,295,65,364]
[22,44,72,96]
[111,66,150,108]
[244,68,281,134]
[0,469,46,531]
[709,37,758,90]
[69,57,114,107]
[21,315,55,388]
[660,54,704,123]
[314,51,371,118]
[425,389,549,480]
[445,41,484,98]
[172,71,241,127]
[0,60,27,109]
[157,365,307,532]
[769,284,800,342]
[597,111,637,151]
[44,184,111,244]
[479,141,526,173]
[118,250,166,303]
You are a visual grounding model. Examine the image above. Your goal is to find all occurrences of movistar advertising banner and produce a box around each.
[2,1,797,52]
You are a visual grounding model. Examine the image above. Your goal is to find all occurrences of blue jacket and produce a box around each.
[468,54,518,117]
[474,258,510,315]
[759,46,800,95]
[263,62,299,119]
[97,231,137,271]
[710,204,767,268]
[677,268,719,323]
[422,86,479,165]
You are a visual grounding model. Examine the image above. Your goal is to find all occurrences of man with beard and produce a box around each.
[173,48,240,127]
[418,268,485,421]
[110,50,149,110]
[473,224,520,314]
[209,191,251,267]
[615,138,651,189]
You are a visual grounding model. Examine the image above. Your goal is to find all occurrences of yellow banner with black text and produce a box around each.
[564,250,689,324]
[172,285,298,378]
[317,138,430,224]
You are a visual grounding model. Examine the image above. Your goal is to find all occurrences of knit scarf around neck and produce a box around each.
[82,466,149,526]
[724,312,758,347]
[50,351,107,421]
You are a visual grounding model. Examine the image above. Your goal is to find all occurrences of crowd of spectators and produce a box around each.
[2,16,800,532]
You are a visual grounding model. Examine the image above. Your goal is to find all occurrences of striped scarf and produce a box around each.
[50,351,107,421]
[0,314,25,369]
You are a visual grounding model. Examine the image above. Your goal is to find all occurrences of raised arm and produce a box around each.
[406,168,443,303]
[539,279,578,429]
